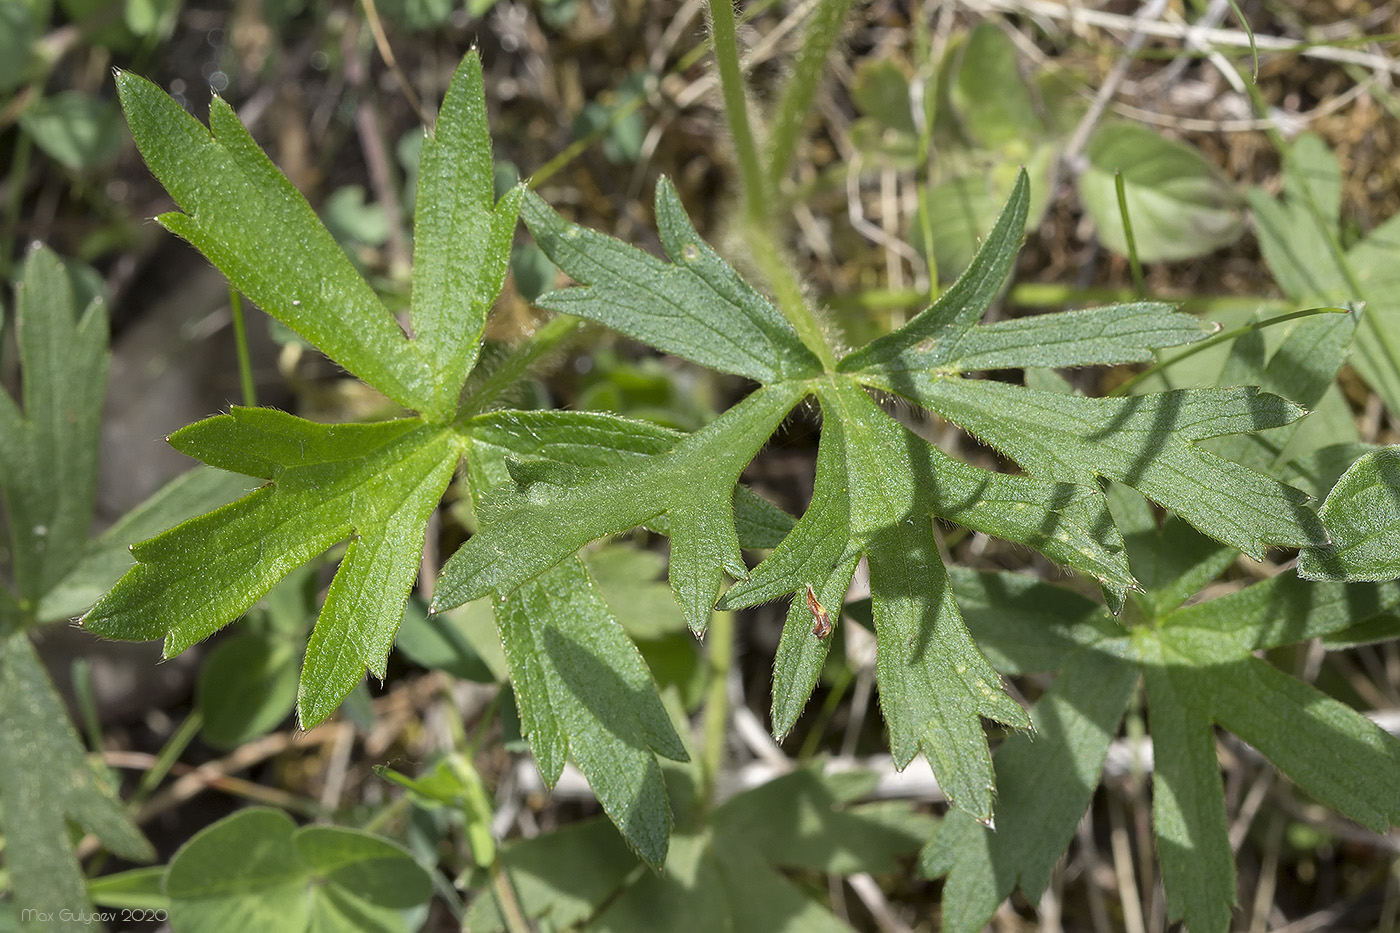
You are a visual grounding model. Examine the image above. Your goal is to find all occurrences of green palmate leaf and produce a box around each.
[1299,446,1400,582]
[81,407,458,727]
[724,381,1131,745]
[521,181,822,383]
[163,807,431,933]
[409,52,525,419]
[1144,575,1400,931]
[895,379,1326,560]
[115,54,521,421]
[0,634,153,931]
[462,408,795,549]
[1140,652,1236,933]
[942,302,1214,372]
[492,558,687,868]
[437,385,807,632]
[0,246,108,611]
[728,380,1056,820]
[929,555,1400,932]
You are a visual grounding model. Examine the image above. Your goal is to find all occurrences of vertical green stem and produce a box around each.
[705,0,768,225]
[229,287,258,408]
[705,0,838,371]
[764,0,853,189]
[1114,171,1147,299]
[700,609,735,809]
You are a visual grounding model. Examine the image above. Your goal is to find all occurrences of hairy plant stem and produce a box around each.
[706,0,837,372]
[453,314,585,424]
[700,608,735,811]
[229,287,258,407]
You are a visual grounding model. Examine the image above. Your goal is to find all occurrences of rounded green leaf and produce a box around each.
[165,808,431,933]
[1299,446,1400,582]
[1080,122,1244,262]
[20,91,124,172]
[196,633,299,748]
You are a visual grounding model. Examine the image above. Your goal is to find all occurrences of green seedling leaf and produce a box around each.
[1080,122,1244,261]
[81,408,458,728]
[19,91,124,171]
[467,764,930,933]
[115,53,520,420]
[521,181,822,383]
[0,246,108,613]
[439,387,805,632]
[0,634,153,930]
[376,754,496,866]
[899,379,1326,560]
[493,558,687,867]
[163,807,431,933]
[1299,446,1400,582]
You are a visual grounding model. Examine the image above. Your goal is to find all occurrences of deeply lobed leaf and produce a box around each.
[81,408,458,727]
[0,634,153,929]
[437,385,806,632]
[0,246,109,608]
[522,180,822,383]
